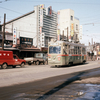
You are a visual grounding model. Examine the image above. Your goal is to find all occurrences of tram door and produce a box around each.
[81,47,83,63]
[64,45,68,65]
[78,47,81,63]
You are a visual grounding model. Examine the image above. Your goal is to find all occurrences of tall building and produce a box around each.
[57,9,80,43]
[35,4,57,48]
[1,5,82,56]
[3,4,57,50]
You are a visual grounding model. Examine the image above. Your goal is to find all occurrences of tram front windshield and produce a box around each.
[49,46,61,54]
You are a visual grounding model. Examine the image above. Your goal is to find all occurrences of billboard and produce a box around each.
[57,12,60,40]
[40,4,44,9]
[46,6,52,17]
[13,28,17,45]
[20,37,33,46]
[57,11,60,29]
[40,4,44,27]
[57,29,60,40]
[71,23,74,37]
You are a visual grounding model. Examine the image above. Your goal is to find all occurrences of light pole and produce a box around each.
[2,14,6,50]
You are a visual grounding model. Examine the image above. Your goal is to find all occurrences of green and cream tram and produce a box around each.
[48,40,87,67]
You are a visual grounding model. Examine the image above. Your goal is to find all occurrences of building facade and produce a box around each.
[1,5,83,56]
[3,4,57,50]
[57,9,81,43]
[35,5,57,48]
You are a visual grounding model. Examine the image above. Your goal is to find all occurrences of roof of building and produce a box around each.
[2,10,35,25]
[0,47,19,51]
[19,47,41,52]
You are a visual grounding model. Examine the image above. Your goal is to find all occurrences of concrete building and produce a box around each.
[57,9,81,43]
[3,4,57,51]
[1,5,82,58]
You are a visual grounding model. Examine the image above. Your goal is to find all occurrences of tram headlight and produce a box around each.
[58,57,61,61]
[48,56,51,60]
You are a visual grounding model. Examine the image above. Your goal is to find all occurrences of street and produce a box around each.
[0,60,100,100]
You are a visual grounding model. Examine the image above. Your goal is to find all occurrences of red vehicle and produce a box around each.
[0,50,26,69]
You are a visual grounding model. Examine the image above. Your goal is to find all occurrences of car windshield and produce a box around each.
[49,46,61,54]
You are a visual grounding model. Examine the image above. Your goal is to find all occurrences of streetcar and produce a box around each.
[48,39,87,67]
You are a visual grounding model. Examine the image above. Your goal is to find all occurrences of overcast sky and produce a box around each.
[0,0,100,46]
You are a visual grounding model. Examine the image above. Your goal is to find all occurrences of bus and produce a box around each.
[48,40,87,67]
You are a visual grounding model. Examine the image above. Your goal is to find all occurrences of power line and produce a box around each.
[0,6,23,14]
[82,22,100,25]
[0,6,36,24]
[0,0,10,3]
[9,0,100,5]
[1,3,100,25]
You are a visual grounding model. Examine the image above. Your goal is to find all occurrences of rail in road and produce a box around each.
[0,60,100,87]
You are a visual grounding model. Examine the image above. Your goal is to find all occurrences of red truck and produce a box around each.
[0,50,26,69]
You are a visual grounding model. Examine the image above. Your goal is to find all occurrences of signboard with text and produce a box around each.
[46,6,52,17]
[20,37,33,46]
[40,4,44,27]
[71,23,74,37]
[13,28,17,45]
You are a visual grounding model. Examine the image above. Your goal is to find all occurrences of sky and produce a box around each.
[0,0,100,46]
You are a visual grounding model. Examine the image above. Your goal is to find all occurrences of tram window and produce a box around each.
[82,48,85,54]
[69,50,70,54]
[76,47,78,54]
[74,47,76,54]
[74,46,75,54]
[75,47,77,54]
[78,47,81,54]
[70,49,73,54]
[84,48,86,54]
[72,49,74,54]
[68,45,70,54]
[63,46,67,54]
[78,47,79,54]
[49,46,61,54]
[71,49,72,54]
[82,48,83,54]
[79,47,81,54]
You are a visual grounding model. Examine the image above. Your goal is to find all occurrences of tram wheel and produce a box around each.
[55,65,57,67]
[56,65,60,68]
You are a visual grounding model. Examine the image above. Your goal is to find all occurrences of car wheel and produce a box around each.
[28,62,32,65]
[36,61,39,65]
[21,62,25,67]
[1,63,7,69]
[44,61,48,65]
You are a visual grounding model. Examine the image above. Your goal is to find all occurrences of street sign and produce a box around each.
[13,28,17,45]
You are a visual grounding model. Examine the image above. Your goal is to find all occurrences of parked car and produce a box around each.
[0,50,26,69]
[24,53,48,65]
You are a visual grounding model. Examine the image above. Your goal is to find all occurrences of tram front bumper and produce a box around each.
[48,61,61,65]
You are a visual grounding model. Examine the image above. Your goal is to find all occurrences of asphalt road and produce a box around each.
[0,60,100,100]
[0,60,100,87]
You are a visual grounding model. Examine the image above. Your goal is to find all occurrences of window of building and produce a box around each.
[76,34,78,40]
[82,48,86,54]
[71,16,73,21]
[76,24,78,30]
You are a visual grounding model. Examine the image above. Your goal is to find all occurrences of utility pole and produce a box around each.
[92,38,93,46]
[67,27,69,42]
[0,16,1,25]
[2,14,6,50]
